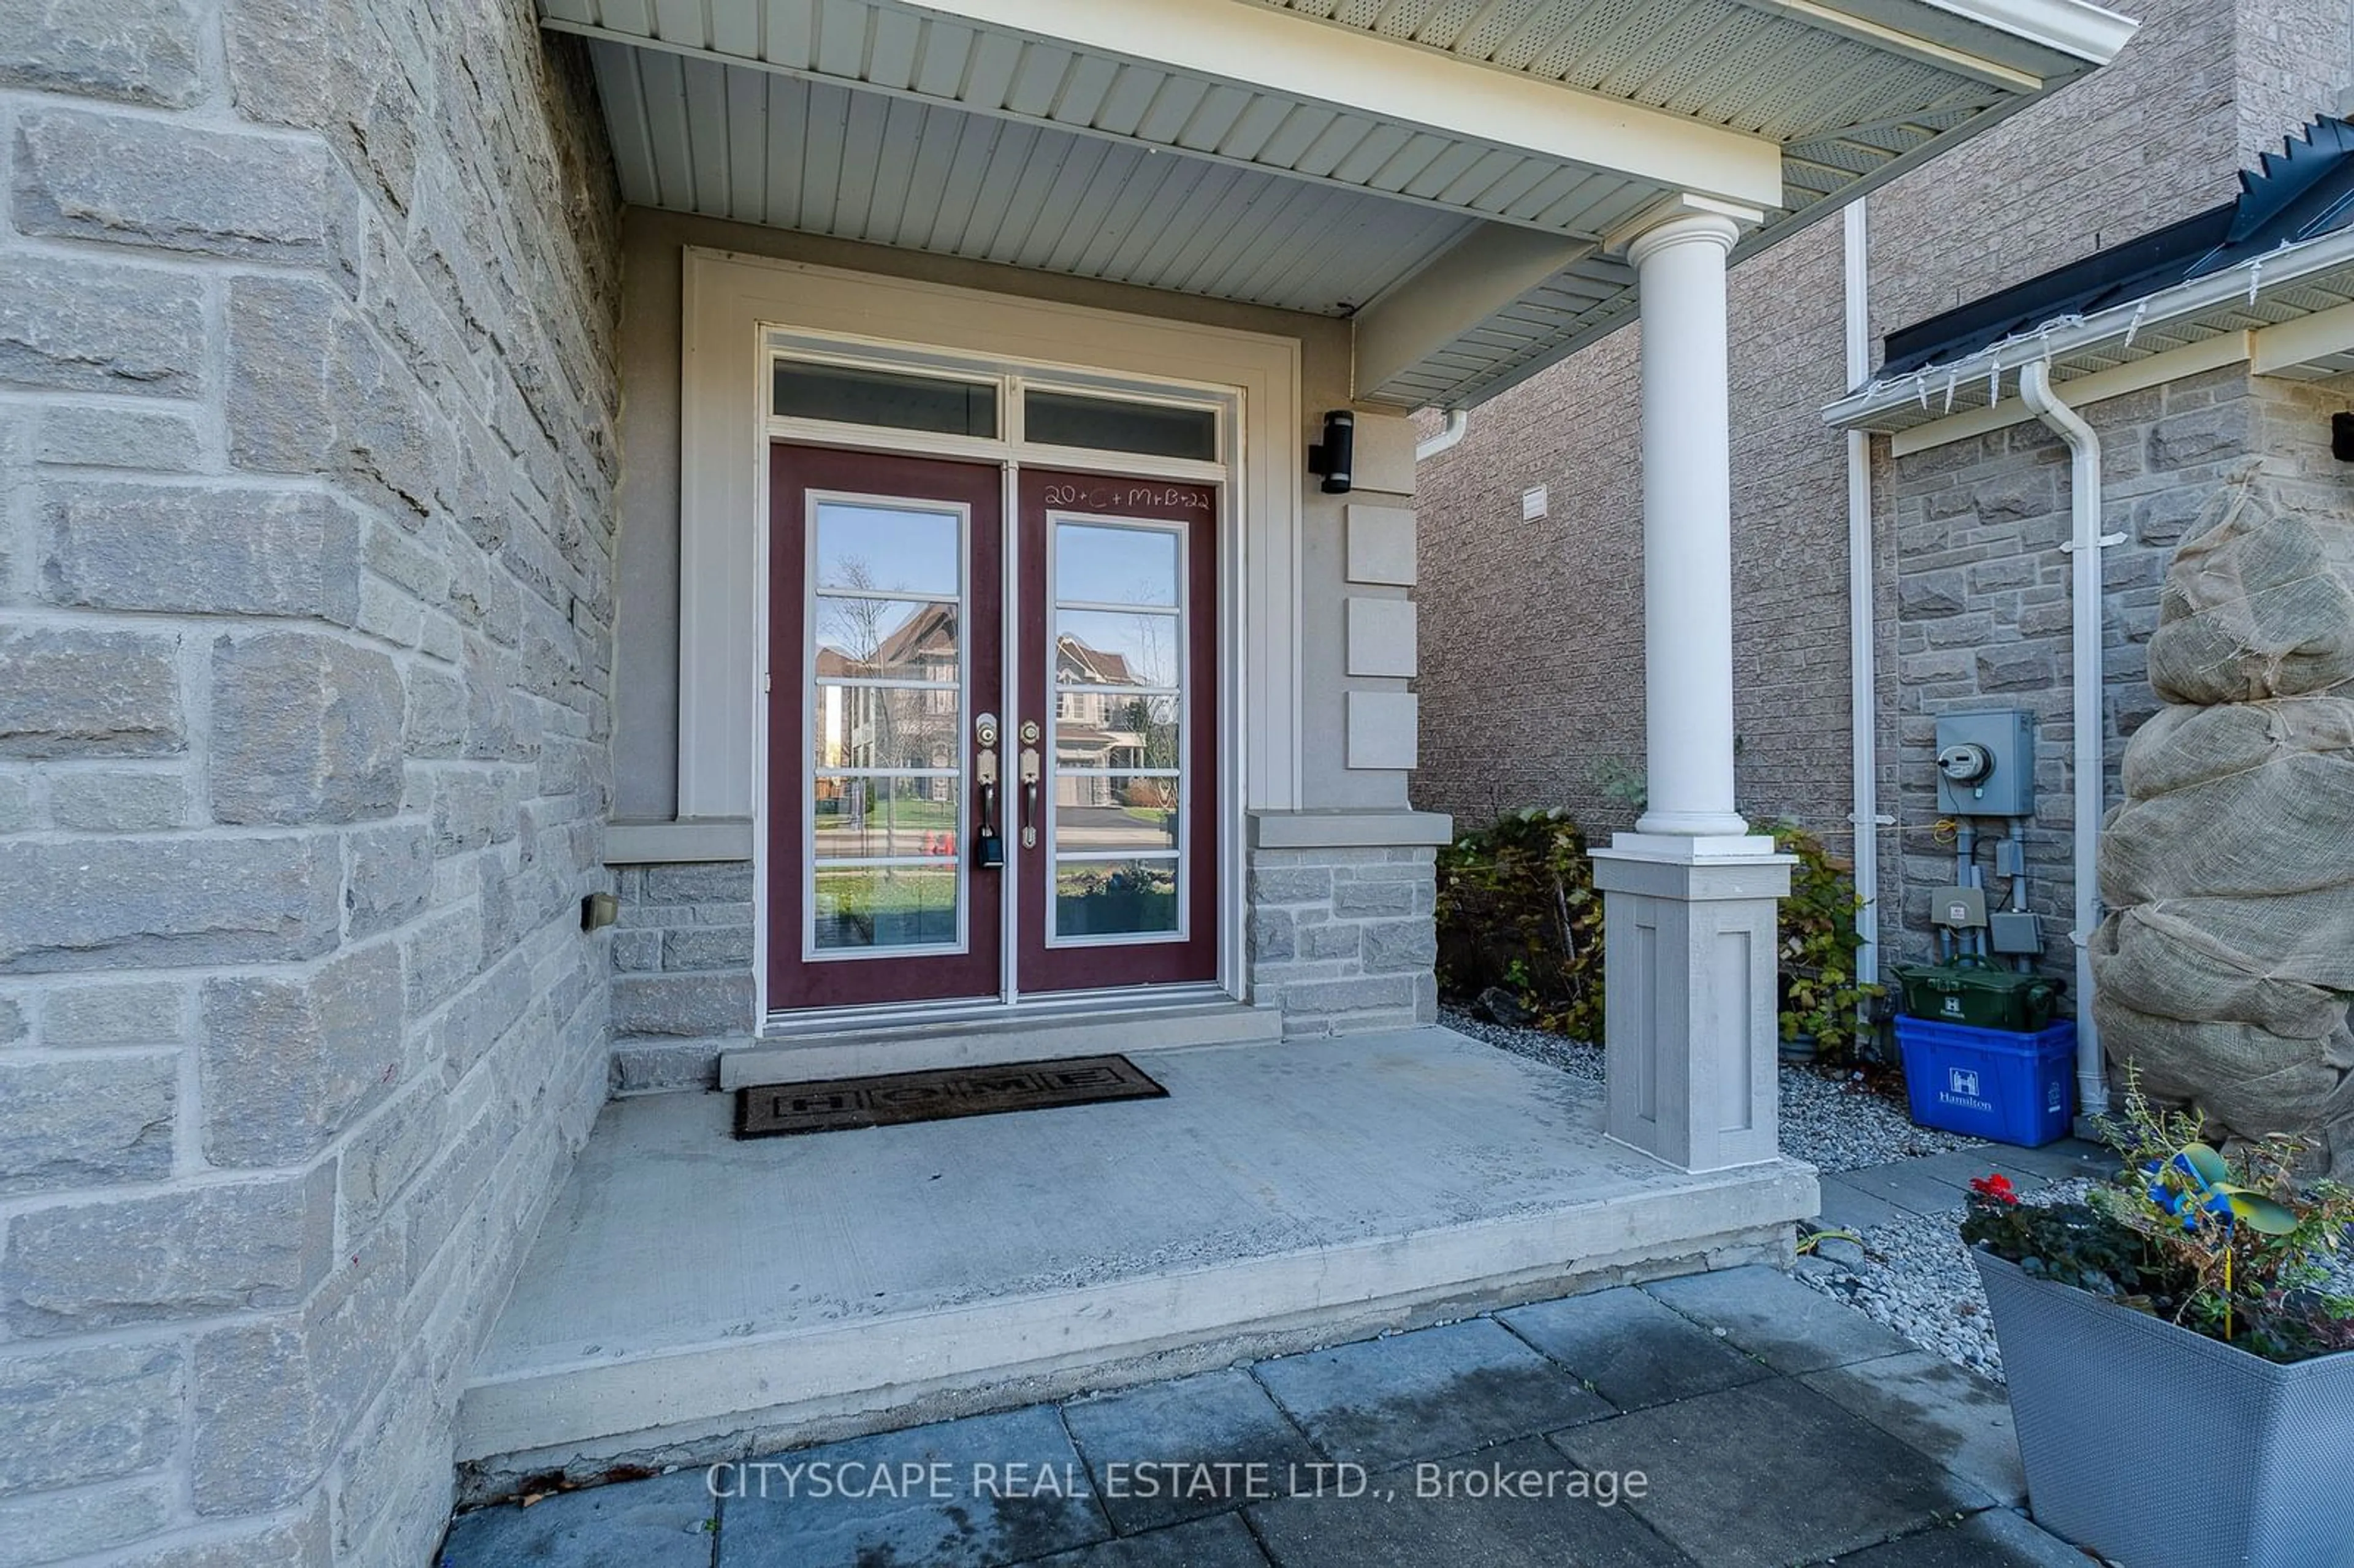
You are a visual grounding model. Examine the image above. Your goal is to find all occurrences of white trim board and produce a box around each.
[606,819,755,864]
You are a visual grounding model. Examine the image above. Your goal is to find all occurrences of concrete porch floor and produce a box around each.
[455,1029,1817,1490]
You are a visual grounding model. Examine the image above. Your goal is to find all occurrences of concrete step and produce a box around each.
[717,999,1282,1089]
[454,1030,1818,1494]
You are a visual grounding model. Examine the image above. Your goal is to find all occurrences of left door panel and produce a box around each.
[767,443,1004,1010]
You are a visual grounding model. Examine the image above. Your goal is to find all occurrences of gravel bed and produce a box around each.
[1447,1007,2354,1382]
[1796,1181,2354,1383]
[1442,1005,1983,1173]
[1797,1207,2011,1379]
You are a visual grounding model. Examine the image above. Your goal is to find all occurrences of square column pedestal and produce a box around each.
[1591,834,1794,1172]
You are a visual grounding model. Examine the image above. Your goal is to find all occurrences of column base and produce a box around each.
[1633,809,1753,838]
[1591,842,1794,1173]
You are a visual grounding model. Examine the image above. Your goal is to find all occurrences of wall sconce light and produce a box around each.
[2333,411,2353,462]
[1308,409,1355,494]
[581,891,619,931]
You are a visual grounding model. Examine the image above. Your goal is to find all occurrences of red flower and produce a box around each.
[1968,1173,2019,1205]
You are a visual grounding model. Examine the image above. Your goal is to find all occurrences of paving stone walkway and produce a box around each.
[441,1262,2093,1568]
[1816,1136,2110,1233]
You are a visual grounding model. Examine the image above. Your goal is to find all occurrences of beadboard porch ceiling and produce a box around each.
[540,0,2136,409]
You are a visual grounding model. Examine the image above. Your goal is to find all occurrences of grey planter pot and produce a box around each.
[1975,1249,2354,1567]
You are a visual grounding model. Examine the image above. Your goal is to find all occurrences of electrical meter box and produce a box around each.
[1934,709,2037,816]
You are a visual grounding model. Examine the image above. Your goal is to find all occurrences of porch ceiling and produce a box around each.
[541,0,2134,409]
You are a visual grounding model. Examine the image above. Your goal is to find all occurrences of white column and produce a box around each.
[1593,204,1794,1175]
[1628,212,1746,839]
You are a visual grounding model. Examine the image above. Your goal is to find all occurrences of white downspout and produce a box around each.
[2018,360,2118,1120]
[1415,409,1468,461]
[1842,201,1880,994]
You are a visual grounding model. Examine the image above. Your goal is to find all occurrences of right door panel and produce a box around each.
[1017,468,1221,992]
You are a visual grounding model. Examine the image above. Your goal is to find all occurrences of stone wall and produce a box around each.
[1878,368,2354,983]
[1246,847,1439,1035]
[608,861,758,1093]
[0,3,620,1564]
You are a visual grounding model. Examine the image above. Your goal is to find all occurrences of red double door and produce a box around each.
[766,443,1219,1011]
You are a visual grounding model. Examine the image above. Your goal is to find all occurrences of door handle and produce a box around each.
[973,715,1004,869]
[1019,746,1041,850]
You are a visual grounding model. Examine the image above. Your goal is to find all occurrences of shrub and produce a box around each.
[1767,821,1881,1060]
[1434,809,1603,1043]
[1436,810,1876,1059]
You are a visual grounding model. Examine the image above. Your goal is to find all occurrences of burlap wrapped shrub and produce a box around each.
[2093,473,2354,1174]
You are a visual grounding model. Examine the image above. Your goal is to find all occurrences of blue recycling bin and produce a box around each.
[1895,1015,2076,1147]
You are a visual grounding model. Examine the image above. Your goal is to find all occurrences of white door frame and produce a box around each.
[678,249,1303,1024]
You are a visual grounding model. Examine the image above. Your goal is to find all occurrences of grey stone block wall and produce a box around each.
[0,3,620,1564]
[608,861,758,1092]
[1878,369,2354,983]
[1248,847,1440,1035]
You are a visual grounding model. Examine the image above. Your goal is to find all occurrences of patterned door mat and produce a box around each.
[734,1054,1168,1138]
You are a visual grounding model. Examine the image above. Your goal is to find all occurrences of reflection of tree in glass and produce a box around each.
[819,557,894,664]
[1118,696,1179,799]
[818,557,957,835]
[1119,604,1177,801]
[1124,601,1176,688]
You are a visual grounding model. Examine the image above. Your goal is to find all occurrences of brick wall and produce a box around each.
[1878,369,2354,983]
[1864,0,2246,343]
[1414,210,1854,845]
[0,2,620,1563]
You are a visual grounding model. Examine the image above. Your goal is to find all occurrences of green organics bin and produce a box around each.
[1888,959,2060,1032]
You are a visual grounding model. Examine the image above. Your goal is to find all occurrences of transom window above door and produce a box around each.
[764,341,1228,470]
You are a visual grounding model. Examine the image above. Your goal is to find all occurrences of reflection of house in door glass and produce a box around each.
[1054,635,1176,812]
[813,568,961,866]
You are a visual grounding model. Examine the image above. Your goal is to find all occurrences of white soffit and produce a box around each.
[587,47,1474,315]
[541,0,2133,409]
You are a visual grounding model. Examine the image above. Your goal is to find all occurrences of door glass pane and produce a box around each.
[1048,514,1187,944]
[815,863,960,950]
[814,596,961,682]
[775,361,997,438]
[1024,390,1215,460]
[812,687,960,771]
[1055,776,1179,854]
[1055,610,1181,690]
[815,504,962,597]
[807,494,966,957]
[1056,523,1178,606]
[815,775,963,859]
[1054,859,1180,937]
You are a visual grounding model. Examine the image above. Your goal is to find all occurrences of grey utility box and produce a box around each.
[1934,709,2036,816]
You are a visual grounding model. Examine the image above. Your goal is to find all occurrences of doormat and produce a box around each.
[734,1054,1168,1139]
